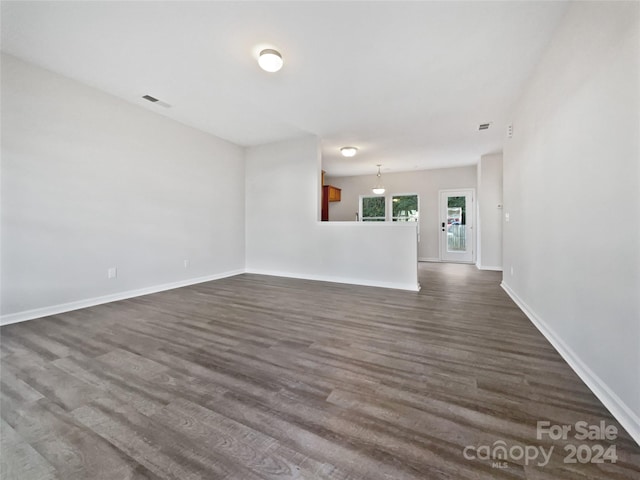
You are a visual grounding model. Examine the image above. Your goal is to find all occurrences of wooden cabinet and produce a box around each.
[325,185,341,202]
[321,185,341,221]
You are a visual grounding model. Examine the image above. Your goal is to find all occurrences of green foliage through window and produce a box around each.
[362,196,386,221]
[447,196,466,224]
[360,194,419,222]
[392,195,418,222]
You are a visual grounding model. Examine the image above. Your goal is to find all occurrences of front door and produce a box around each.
[440,190,474,263]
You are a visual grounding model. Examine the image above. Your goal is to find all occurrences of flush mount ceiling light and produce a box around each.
[340,146,358,157]
[258,49,283,72]
[372,164,385,195]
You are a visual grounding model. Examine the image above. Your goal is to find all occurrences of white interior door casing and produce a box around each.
[439,189,475,263]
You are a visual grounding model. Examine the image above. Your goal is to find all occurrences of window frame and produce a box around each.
[391,193,420,223]
[359,192,420,223]
[359,194,387,222]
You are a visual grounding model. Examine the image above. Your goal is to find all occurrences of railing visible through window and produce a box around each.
[447,198,466,251]
[392,194,419,222]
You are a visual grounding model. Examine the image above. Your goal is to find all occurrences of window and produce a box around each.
[392,194,419,222]
[360,194,419,222]
[360,196,386,221]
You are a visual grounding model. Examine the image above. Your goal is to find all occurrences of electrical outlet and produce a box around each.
[107,267,117,279]
[183,259,190,269]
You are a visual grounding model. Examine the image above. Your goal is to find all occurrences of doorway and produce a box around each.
[439,189,474,263]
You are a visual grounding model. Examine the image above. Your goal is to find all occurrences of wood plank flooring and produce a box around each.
[1,263,639,479]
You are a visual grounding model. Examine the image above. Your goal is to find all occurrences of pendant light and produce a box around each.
[372,164,385,195]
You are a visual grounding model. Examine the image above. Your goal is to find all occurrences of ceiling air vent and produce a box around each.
[478,123,491,131]
[142,95,171,108]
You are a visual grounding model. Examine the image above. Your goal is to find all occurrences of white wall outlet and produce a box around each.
[107,267,117,279]
[507,124,513,138]
[183,259,189,268]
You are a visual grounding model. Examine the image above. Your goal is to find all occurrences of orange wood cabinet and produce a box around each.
[326,185,341,202]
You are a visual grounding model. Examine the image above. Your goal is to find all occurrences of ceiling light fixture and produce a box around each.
[372,164,385,195]
[340,146,358,157]
[258,49,283,72]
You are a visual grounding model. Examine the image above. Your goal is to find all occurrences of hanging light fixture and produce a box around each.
[372,164,385,195]
[258,49,283,72]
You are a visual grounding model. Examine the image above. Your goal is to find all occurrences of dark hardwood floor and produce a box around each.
[1,263,638,479]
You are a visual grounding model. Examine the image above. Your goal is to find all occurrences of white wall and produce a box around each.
[245,136,419,291]
[502,2,640,443]
[477,153,503,270]
[325,166,476,261]
[1,54,245,322]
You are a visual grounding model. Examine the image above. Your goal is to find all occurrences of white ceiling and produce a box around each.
[1,1,568,176]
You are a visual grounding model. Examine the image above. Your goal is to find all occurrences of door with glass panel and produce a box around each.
[439,190,474,263]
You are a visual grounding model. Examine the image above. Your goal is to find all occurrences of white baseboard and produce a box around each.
[501,281,640,446]
[476,264,503,271]
[419,257,441,263]
[0,269,245,326]
[1,267,420,326]
[245,268,420,292]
